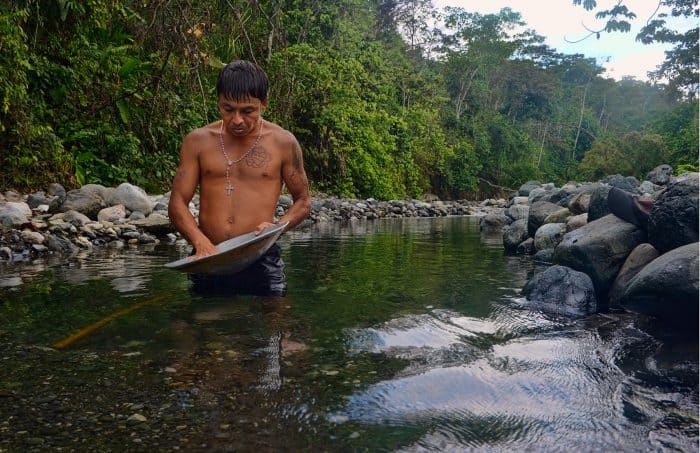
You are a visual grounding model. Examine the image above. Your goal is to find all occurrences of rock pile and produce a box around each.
[504,165,698,326]
[0,183,484,263]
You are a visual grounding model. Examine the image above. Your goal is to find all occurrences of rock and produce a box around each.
[543,208,571,224]
[130,213,173,236]
[479,212,511,232]
[553,214,646,295]
[47,182,67,200]
[45,234,78,255]
[566,213,588,232]
[27,192,53,209]
[647,173,698,253]
[129,211,146,221]
[79,183,111,202]
[587,185,612,222]
[0,202,30,229]
[528,187,548,204]
[534,248,555,263]
[518,180,542,196]
[534,223,566,251]
[63,210,91,227]
[511,196,529,205]
[527,201,562,237]
[21,230,44,245]
[505,204,529,221]
[516,237,536,255]
[0,247,12,260]
[108,183,153,216]
[637,180,657,197]
[278,195,293,209]
[97,205,127,223]
[608,243,660,305]
[603,174,637,192]
[522,265,597,317]
[60,189,106,218]
[568,192,591,215]
[625,176,640,189]
[503,219,529,253]
[3,191,22,201]
[646,164,673,185]
[127,413,147,424]
[620,243,698,322]
[32,244,48,253]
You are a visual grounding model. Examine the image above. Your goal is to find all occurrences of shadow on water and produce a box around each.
[0,217,697,451]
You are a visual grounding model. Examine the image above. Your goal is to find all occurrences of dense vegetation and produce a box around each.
[1,0,697,198]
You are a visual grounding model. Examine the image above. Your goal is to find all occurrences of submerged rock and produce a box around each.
[522,265,597,316]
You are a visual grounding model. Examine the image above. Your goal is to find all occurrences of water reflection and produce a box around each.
[0,217,696,451]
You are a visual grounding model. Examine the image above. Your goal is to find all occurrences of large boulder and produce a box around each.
[566,213,588,232]
[60,189,106,218]
[527,201,562,237]
[534,222,566,251]
[0,202,31,230]
[503,219,529,253]
[528,187,549,204]
[480,212,511,232]
[107,183,154,216]
[587,185,612,222]
[620,243,698,322]
[81,183,111,202]
[522,265,597,317]
[608,243,660,305]
[646,164,673,185]
[553,214,645,295]
[518,180,542,196]
[543,207,571,224]
[647,173,698,253]
[505,204,529,221]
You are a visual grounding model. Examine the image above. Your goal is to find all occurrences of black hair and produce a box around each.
[216,60,268,102]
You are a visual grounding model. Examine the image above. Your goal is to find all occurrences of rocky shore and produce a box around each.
[0,183,497,263]
[481,164,698,328]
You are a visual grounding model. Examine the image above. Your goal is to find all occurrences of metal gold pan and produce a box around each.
[164,221,288,275]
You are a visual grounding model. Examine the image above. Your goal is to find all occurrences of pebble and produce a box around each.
[127,413,147,424]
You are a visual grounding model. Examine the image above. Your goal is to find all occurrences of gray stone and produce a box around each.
[108,183,153,216]
[511,196,529,205]
[0,202,30,229]
[637,180,657,196]
[587,185,612,222]
[278,195,293,209]
[505,204,529,221]
[608,243,660,305]
[129,211,146,221]
[97,205,127,223]
[566,213,588,232]
[63,210,91,227]
[543,208,571,224]
[534,223,566,251]
[621,243,698,321]
[60,189,106,218]
[32,244,48,253]
[129,213,174,236]
[568,192,591,215]
[603,174,637,192]
[27,192,52,209]
[527,187,548,204]
[522,265,597,317]
[624,176,640,189]
[45,234,78,255]
[479,212,511,232]
[518,180,542,196]
[47,183,67,200]
[534,248,555,263]
[527,201,562,237]
[4,191,22,201]
[517,237,536,255]
[503,219,529,253]
[646,164,673,185]
[79,183,110,202]
[648,173,698,253]
[553,214,645,295]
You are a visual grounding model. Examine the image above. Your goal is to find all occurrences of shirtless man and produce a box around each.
[168,60,311,295]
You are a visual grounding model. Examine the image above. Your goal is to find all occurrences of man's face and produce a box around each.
[218,96,267,137]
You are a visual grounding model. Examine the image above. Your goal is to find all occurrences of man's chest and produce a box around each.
[199,143,282,181]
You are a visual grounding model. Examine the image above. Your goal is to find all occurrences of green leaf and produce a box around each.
[116,100,130,124]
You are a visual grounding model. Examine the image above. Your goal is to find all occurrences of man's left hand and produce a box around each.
[254,221,277,235]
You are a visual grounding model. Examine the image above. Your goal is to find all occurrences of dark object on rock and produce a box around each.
[503,219,529,253]
[522,265,597,317]
[646,164,674,185]
[607,187,652,230]
[648,173,698,253]
[587,185,612,222]
[553,214,645,296]
[620,242,698,323]
[527,201,562,237]
[608,243,660,306]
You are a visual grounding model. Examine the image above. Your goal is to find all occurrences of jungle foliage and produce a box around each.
[1,0,697,198]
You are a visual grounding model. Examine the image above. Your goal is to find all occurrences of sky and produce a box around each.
[431,0,697,81]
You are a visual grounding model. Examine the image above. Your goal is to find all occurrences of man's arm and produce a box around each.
[273,133,311,232]
[168,134,218,257]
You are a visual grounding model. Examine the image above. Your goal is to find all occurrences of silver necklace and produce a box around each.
[219,119,263,196]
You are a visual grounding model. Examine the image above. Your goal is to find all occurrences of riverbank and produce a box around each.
[0,183,506,263]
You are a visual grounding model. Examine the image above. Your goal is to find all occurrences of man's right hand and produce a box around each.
[190,240,220,259]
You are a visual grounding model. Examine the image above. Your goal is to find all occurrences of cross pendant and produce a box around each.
[225,183,234,195]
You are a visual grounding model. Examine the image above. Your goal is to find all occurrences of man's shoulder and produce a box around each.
[185,122,220,141]
[265,121,297,147]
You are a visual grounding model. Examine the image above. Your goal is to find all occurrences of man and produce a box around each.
[168,60,311,295]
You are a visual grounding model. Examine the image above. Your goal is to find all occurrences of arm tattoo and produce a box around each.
[286,141,308,186]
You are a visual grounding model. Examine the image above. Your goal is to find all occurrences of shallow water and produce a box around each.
[0,217,697,451]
